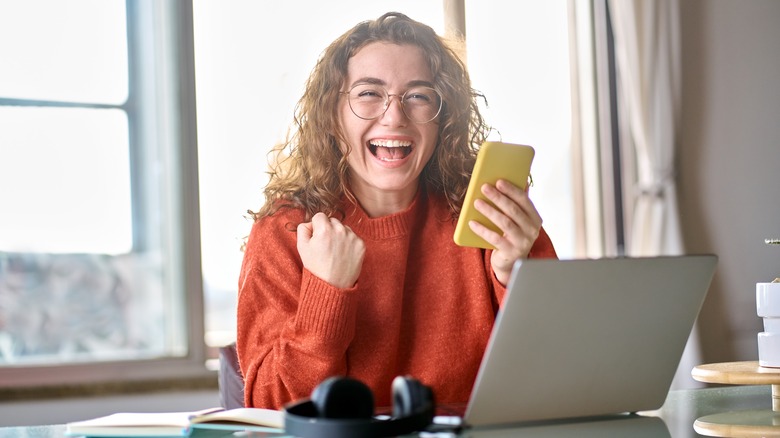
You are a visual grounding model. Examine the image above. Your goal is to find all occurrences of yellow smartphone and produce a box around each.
[453,141,535,249]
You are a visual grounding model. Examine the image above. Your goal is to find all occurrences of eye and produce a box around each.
[358,90,381,98]
[352,86,385,101]
[404,89,437,104]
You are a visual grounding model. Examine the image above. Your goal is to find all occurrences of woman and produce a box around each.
[237,12,557,410]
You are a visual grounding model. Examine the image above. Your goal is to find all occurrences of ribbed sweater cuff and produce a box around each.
[295,269,358,344]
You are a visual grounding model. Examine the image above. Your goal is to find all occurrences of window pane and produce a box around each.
[194,1,444,348]
[0,1,195,375]
[0,107,162,366]
[0,107,132,254]
[0,0,128,104]
[0,250,171,365]
[0,106,185,366]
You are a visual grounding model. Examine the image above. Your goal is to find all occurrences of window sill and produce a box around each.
[0,370,218,402]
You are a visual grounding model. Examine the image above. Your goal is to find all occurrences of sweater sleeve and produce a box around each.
[528,226,558,259]
[236,213,360,409]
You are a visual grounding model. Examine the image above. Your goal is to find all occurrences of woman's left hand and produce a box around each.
[468,179,543,286]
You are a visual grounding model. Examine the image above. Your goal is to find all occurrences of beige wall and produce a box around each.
[679,0,780,363]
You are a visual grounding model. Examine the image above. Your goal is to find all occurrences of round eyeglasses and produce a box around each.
[341,84,443,124]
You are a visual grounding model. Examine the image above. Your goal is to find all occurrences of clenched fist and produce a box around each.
[297,212,366,288]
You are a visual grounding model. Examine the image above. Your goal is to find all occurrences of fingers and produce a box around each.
[296,219,314,242]
[468,181,544,286]
[474,181,541,239]
[483,180,542,227]
[467,219,503,249]
[299,213,350,241]
[469,179,542,259]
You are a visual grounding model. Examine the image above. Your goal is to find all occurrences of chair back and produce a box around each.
[218,342,245,409]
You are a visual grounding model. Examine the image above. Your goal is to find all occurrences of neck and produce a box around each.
[351,182,420,218]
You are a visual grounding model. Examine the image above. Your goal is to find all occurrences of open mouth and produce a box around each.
[368,139,413,161]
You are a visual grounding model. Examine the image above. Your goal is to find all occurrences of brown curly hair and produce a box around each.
[252,12,490,222]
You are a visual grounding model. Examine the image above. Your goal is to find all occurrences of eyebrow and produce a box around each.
[349,77,435,89]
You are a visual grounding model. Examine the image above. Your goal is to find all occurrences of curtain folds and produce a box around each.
[607,0,700,391]
[608,0,683,257]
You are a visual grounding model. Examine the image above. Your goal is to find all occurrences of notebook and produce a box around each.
[463,255,717,428]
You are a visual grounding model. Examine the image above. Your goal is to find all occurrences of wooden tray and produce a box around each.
[692,361,780,436]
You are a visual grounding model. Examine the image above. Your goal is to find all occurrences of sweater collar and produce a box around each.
[343,189,426,240]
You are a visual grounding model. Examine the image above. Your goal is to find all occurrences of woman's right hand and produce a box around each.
[296,212,366,288]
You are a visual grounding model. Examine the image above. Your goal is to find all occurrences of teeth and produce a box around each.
[370,139,412,148]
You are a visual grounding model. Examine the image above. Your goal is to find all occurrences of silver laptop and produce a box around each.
[464,255,717,427]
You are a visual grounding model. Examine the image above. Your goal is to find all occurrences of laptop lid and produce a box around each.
[464,255,717,427]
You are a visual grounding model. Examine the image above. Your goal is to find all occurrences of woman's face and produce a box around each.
[339,42,440,205]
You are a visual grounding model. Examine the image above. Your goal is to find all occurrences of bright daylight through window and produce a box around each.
[0,1,195,378]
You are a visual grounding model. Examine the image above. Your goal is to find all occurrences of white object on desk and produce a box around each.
[757,282,780,367]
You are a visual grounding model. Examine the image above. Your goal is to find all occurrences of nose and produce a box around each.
[380,94,408,126]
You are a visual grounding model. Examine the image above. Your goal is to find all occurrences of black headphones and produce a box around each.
[284,375,435,438]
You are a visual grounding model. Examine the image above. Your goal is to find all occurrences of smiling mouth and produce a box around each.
[368,139,413,161]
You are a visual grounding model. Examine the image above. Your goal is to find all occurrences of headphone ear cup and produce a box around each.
[392,376,432,418]
[311,376,375,419]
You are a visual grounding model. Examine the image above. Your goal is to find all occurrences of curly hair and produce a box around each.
[253,12,490,222]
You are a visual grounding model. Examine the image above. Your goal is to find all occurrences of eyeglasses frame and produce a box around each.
[339,84,443,124]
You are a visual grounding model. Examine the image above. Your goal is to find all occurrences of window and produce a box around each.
[0,0,208,387]
[0,1,130,255]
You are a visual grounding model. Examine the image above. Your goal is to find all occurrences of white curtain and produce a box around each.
[607,0,701,390]
[608,0,683,256]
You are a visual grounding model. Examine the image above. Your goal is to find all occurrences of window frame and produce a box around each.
[0,0,211,389]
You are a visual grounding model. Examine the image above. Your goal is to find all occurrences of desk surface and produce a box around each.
[0,385,774,438]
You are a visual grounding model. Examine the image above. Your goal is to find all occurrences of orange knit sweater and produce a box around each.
[237,190,557,410]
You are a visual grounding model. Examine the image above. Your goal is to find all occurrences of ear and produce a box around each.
[311,376,375,419]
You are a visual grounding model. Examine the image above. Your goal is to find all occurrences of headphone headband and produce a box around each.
[285,400,434,438]
[283,376,435,438]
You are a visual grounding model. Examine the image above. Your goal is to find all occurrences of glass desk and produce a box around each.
[0,385,774,438]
